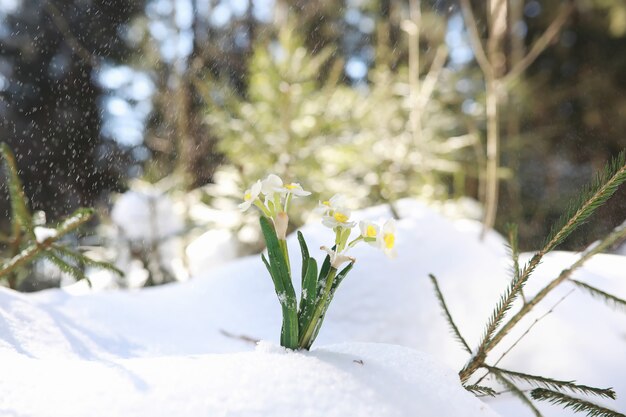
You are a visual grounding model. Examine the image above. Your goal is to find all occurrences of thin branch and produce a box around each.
[417,45,448,107]
[503,2,574,86]
[491,289,574,368]
[219,329,260,345]
[43,0,101,68]
[459,0,493,78]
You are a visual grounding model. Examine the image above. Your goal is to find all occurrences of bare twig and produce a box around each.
[503,3,574,86]
[491,289,574,369]
[459,0,493,79]
[42,0,101,68]
[219,329,260,345]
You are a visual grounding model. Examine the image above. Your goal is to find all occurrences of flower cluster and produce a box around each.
[239,174,311,239]
[241,174,396,265]
[241,174,397,350]
[316,195,397,267]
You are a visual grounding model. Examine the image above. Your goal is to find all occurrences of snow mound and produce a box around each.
[2,199,625,416]
[0,342,499,417]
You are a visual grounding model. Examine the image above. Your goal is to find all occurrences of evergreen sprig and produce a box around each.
[542,151,626,254]
[486,366,616,400]
[570,280,626,314]
[429,274,471,354]
[531,389,626,417]
[1,143,123,289]
[0,143,34,237]
[459,152,626,383]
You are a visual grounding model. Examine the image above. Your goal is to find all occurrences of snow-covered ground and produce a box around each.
[1,200,625,416]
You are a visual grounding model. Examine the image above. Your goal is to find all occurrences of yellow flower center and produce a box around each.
[285,184,298,190]
[322,201,330,206]
[244,192,252,201]
[365,225,377,238]
[333,211,349,223]
[384,233,395,249]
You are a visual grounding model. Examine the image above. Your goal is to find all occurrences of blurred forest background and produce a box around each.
[1,0,625,289]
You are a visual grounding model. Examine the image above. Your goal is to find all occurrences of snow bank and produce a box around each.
[0,342,499,417]
[1,199,625,416]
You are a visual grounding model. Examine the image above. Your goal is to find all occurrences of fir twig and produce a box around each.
[429,274,472,354]
[460,152,626,382]
[531,389,625,417]
[0,143,34,237]
[487,366,616,400]
[464,384,497,397]
[43,251,91,286]
[0,209,94,279]
[51,244,124,277]
[542,151,626,254]
[493,371,544,417]
[570,279,626,314]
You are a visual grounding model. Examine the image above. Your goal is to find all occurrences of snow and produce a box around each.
[33,226,57,243]
[0,341,498,417]
[1,199,625,416]
[111,188,183,242]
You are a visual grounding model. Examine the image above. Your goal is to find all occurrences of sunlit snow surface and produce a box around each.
[1,200,625,416]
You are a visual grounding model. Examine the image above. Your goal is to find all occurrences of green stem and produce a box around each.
[279,238,291,276]
[299,267,337,349]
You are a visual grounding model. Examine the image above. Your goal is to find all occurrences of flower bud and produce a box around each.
[275,211,289,240]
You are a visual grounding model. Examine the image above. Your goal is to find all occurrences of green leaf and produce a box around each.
[259,216,298,349]
[0,143,33,237]
[298,257,318,336]
[297,231,310,286]
[531,389,625,417]
[330,262,354,296]
[429,274,472,354]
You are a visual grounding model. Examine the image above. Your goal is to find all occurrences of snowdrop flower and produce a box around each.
[359,220,380,246]
[261,174,284,195]
[239,180,262,211]
[321,246,355,269]
[322,206,356,229]
[379,219,397,258]
[278,182,311,197]
[315,194,347,216]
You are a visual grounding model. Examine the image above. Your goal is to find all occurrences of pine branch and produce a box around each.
[461,152,626,382]
[51,244,123,277]
[487,366,616,400]
[493,371,544,417]
[542,151,626,254]
[429,274,472,354]
[43,251,91,286]
[570,279,626,314]
[0,143,33,237]
[0,208,94,280]
[531,389,625,417]
[464,384,496,397]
